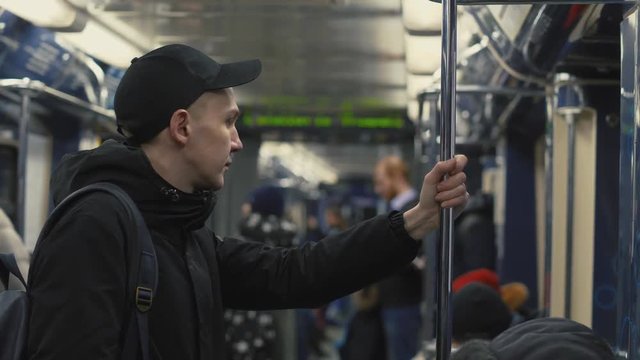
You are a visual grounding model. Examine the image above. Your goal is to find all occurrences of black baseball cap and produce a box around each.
[453,318,615,360]
[490,317,614,360]
[114,44,261,143]
[452,283,512,342]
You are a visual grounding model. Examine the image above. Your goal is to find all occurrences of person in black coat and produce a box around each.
[453,193,497,279]
[26,44,470,360]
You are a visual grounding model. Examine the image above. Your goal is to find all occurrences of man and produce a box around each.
[373,155,423,360]
[26,44,469,359]
[451,283,512,346]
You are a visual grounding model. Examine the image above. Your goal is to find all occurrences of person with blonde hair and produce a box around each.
[373,155,424,360]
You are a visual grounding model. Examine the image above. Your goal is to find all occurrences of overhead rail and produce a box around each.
[0,79,115,121]
[0,78,115,237]
[417,85,547,101]
[430,0,633,4]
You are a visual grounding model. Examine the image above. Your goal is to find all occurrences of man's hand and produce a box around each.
[403,155,469,240]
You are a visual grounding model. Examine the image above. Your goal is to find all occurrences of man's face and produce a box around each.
[373,165,396,201]
[184,88,242,190]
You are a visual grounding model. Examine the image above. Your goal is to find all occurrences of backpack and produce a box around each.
[0,182,158,360]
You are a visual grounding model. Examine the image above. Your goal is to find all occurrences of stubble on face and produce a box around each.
[186,89,240,191]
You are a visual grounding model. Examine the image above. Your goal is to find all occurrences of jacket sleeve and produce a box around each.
[27,194,128,360]
[216,212,420,310]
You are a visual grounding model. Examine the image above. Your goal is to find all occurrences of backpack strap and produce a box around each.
[0,253,26,289]
[34,182,157,360]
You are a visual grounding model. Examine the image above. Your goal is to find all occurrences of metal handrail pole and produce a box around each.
[564,110,578,318]
[436,0,457,357]
[542,89,554,317]
[16,90,31,238]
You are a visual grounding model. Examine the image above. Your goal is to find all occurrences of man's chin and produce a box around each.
[194,176,223,192]
[211,175,225,190]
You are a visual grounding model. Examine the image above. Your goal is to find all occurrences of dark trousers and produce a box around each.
[381,304,422,360]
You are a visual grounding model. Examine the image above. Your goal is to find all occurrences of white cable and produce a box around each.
[483,36,549,87]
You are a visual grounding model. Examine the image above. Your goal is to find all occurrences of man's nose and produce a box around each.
[231,128,243,152]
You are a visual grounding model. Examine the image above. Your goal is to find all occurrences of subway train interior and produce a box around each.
[1,0,640,359]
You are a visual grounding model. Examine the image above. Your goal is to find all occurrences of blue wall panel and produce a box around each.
[590,84,620,345]
[502,131,539,308]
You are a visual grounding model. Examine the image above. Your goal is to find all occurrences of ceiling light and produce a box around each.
[402,0,442,32]
[405,34,442,75]
[259,142,338,185]
[0,0,77,28]
[56,20,142,68]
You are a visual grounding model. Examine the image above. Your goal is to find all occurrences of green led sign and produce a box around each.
[340,116,404,129]
[243,115,405,130]
[256,115,312,127]
[314,116,332,128]
[240,97,407,130]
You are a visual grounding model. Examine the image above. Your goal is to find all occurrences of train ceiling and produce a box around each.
[84,0,413,114]
[3,0,478,117]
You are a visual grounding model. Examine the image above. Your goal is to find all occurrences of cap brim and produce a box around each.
[208,59,262,89]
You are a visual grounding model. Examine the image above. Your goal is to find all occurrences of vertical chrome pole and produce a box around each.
[423,98,439,345]
[553,73,583,320]
[415,96,431,347]
[543,89,554,317]
[564,111,577,318]
[17,91,31,238]
[436,0,457,358]
[415,97,426,183]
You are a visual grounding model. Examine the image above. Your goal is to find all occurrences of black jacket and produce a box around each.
[26,140,419,360]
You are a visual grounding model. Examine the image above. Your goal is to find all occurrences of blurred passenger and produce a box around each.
[240,201,252,219]
[324,205,348,236]
[297,213,328,360]
[499,282,534,325]
[451,283,512,346]
[373,156,423,360]
[315,205,354,359]
[452,317,615,360]
[304,215,325,244]
[340,286,387,360]
[413,282,511,360]
[452,268,500,294]
[26,44,469,360]
[452,269,533,326]
[225,185,296,360]
[238,185,296,247]
[0,207,29,289]
[453,193,497,279]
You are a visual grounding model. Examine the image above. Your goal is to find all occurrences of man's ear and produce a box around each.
[168,109,190,145]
